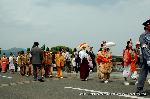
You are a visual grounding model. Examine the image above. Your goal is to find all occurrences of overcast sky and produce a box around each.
[0,0,150,55]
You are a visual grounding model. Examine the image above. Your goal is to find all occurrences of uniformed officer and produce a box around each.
[136,19,150,95]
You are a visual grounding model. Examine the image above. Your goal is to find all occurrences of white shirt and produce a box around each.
[9,56,14,64]
[65,52,70,60]
[79,50,88,60]
[16,56,19,63]
[72,58,76,67]
[74,51,78,59]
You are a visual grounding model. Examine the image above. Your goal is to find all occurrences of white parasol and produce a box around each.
[106,42,116,47]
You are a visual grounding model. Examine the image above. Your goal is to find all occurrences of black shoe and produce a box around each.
[38,79,44,82]
[136,92,147,96]
[136,87,147,96]
[33,79,37,81]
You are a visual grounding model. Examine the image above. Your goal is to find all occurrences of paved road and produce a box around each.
[0,71,150,99]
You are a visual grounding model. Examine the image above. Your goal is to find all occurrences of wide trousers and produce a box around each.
[33,64,42,80]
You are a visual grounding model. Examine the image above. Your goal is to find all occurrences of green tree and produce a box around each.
[0,48,1,54]
[41,44,46,51]
[46,47,50,51]
[51,46,73,54]
[27,48,30,52]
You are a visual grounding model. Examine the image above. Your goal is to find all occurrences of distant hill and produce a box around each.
[1,47,27,57]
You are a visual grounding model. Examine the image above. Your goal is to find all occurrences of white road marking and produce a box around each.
[1,84,9,87]
[64,86,149,99]
[64,87,72,89]
[2,76,6,78]
[7,77,12,79]
[1,75,13,79]
[78,88,86,91]
[72,88,81,90]
[10,83,17,86]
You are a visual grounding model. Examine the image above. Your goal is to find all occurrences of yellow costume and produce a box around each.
[24,53,31,76]
[55,52,65,78]
[18,54,26,76]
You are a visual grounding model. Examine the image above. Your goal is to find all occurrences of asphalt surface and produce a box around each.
[0,71,150,99]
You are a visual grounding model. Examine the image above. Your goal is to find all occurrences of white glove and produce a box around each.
[142,44,147,48]
[147,60,150,66]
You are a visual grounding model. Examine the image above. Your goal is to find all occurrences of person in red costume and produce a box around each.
[1,53,8,73]
[123,40,138,85]
[96,41,113,83]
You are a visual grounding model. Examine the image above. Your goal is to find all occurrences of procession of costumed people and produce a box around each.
[0,18,150,96]
[0,40,143,86]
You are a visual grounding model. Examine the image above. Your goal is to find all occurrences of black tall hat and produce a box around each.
[34,42,39,46]
[143,19,150,26]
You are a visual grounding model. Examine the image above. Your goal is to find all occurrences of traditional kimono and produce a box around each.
[130,51,138,79]
[79,49,89,80]
[55,52,65,78]
[123,49,138,80]
[24,53,31,76]
[123,49,132,78]
[96,49,112,81]
[0,60,1,71]
[18,55,26,76]
[44,52,52,77]
[1,56,8,73]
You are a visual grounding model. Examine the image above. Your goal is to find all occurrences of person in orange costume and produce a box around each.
[130,50,138,73]
[96,42,112,83]
[123,40,138,85]
[55,49,65,78]
[0,59,1,72]
[130,49,138,82]
[41,51,46,77]
[44,49,52,78]
[1,53,8,73]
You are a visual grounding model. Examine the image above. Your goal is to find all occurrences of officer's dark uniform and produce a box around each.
[136,19,150,95]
